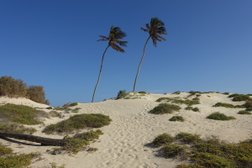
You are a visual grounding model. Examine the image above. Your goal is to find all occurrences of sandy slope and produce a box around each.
[1,93,252,168]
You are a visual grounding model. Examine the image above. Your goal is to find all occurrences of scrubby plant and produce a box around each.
[0,123,36,134]
[151,133,174,147]
[149,103,181,114]
[138,91,147,94]
[43,114,111,134]
[0,76,27,98]
[0,143,38,168]
[185,106,199,112]
[151,133,252,168]
[63,102,78,108]
[172,91,181,94]
[207,112,235,121]
[159,144,186,158]
[27,86,48,104]
[213,102,237,108]
[116,90,128,99]
[229,94,251,102]
[0,104,47,125]
[169,116,184,122]
[175,132,201,144]
[238,110,251,115]
[156,97,200,106]
[50,162,65,168]
[242,100,252,111]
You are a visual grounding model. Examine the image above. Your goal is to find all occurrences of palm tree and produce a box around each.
[132,17,167,92]
[91,26,127,102]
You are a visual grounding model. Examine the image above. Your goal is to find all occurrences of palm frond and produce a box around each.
[110,43,125,52]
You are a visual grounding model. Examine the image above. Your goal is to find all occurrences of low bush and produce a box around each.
[172,91,181,95]
[0,104,47,125]
[159,144,186,158]
[151,133,174,147]
[43,114,111,134]
[213,102,237,108]
[149,103,181,114]
[185,106,199,112]
[63,102,78,108]
[229,94,251,102]
[207,112,235,121]
[156,97,200,106]
[116,90,128,99]
[0,123,36,134]
[169,116,184,122]
[151,133,252,168]
[0,76,27,98]
[175,132,201,144]
[0,143,38,168]
[27,86,48,104]
[238,110,251,115]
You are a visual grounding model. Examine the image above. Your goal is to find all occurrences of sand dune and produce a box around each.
[0,92,251,168]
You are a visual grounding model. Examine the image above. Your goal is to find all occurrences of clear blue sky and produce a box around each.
[0,0,252,106]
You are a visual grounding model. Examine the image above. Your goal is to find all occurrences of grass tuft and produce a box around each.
[238,110,251,115]
[149,103,181,114]
[175,132,201,144]
[169,116,184,122]
[151,133,174,147]
[0,123,36,134]
[207,112,235,121]
[213,102,237,108]
[0,104,46,125]
[43,114,111,134]
[185,106,199,112]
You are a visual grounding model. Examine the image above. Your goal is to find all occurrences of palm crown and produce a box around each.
[98,26,127,52]
[141,17,167,46]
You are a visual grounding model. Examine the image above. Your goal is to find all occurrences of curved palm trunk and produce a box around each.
[132,36,151,92]
[91,45,110,102]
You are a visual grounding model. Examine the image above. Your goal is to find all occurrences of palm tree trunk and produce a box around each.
[132,36,151,92]
[0,131,65,146]
[91,45,110,102]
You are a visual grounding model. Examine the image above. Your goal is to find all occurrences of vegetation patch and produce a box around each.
[151,133,174,147]
[149,103,181,114]
[175,132,201,144]
[185,106,199,112]
[150,133,252,168]
[0,123,36,134]
[116,90,128,99]
[0,104,47,125]
[43,114,111,134]
[63,102,78,108]
[207,112,235,121]
[238,110,251,115]
[172,91,181,95]
[0,143,38,168]
[156,97,200,106]
[229,94,251,102]
[213,102,237,108]
[169,116,184,122]
[0,76,49,104]
[53,130,103,154]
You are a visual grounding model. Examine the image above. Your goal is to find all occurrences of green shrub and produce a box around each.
[156,97,200,106]
[0,143,12,156]
[149,103,181,114]
[43,114,111,134]
[0,123,36,134]
[238,110,251,115]
[27,86,48,104]
[150,133,252,168]
[185,106,199,112]
[63,102,78,108]
[138,91,147,94]
[242,100,252,111]
[172,91,181,94]
[159,144,186,158]
[213,102,237,108]
[169,116,184,122]
[175,132,201,144]
[0,76,27,98]
[61,130,103,154]
[0,153,38,168]
[229,94,251,102]
[151,133,174,147]
[116,90,128,99]
[207,112,235,121]
[192,152,235,168]
[0,104,46,125]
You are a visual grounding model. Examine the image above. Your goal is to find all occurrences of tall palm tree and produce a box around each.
[132,17,167,92]
[91,26,127,102]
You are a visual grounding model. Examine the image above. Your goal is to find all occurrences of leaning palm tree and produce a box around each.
[132,17,167,92]
[91,26,127,102]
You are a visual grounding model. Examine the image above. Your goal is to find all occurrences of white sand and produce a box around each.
[0,96,49,108]
[0,93,251,168]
